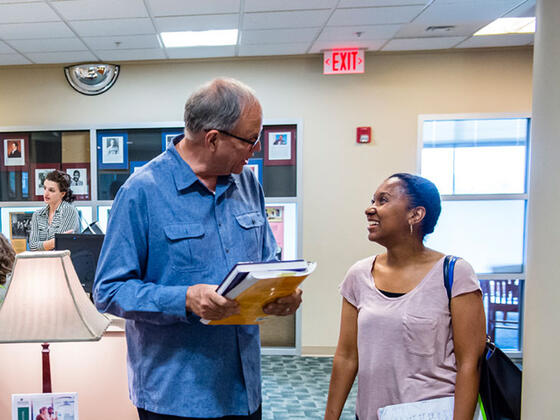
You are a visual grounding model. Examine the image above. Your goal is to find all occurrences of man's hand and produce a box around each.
[186,284,239,320]
[262,288,303,316]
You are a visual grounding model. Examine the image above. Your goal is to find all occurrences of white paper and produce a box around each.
[267,132,291,160]
[378,396,483,420]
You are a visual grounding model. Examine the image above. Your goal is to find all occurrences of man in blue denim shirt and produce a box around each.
[93,78,302,420]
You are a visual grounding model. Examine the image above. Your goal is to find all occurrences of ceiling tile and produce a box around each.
[382,36,466,50]
[8,37,88,53]
[26,50,98,64]
[0,0,43,3]
[166,45,235,59]
[146,0,239,16]
[395,22,487,38]
[243,10,332,30]
[0,53,31,65]
[310,39,386,53]
[97,48,166,61]
[0,22,75,39]
[339,0,428,6]
[328,5,425,26]
[241,28,319,45]
[0,2,60,24]
[50,0,148,21]
[317,24,401,41]
[238,43,310,56]
[413,0,524,25]
[0,40,15,53]
[244,0,337,12]
[71,18,155,37]
[156,14,238,32]
[83,35,161,50]
[504,0,536,17]
[456,33,533,48]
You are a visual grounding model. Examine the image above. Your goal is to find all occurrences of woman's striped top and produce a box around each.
[28,201,80,251]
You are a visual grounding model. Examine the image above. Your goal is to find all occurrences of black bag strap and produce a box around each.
[443,255,459,301]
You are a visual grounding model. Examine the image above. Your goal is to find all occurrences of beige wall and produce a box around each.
[0,48,533,353]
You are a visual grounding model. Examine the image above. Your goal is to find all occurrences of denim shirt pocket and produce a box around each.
[234,212,265,261]
[164,223,206,273]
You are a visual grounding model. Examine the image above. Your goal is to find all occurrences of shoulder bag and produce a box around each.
[444,255,522,420]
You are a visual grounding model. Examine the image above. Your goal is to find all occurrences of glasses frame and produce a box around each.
[208,129,261,149]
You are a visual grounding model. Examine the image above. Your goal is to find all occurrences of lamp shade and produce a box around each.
[0,251,110,343]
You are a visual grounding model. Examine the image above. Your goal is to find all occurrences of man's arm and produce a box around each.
[93,185,193,325]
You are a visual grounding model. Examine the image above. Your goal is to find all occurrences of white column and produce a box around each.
[523,0,560,418]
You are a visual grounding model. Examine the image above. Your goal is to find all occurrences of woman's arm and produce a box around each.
[59,203,80,233]
[324,298,359,420]
[451,290,486,420]
[28,212,44,251]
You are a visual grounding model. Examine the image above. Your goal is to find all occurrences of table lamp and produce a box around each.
[0,250,110,393]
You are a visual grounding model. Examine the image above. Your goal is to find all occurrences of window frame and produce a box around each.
[418,113,531,360]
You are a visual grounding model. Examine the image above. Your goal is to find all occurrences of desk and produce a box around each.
[0,331,137,420]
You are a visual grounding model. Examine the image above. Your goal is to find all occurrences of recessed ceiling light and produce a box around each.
[161,29,238,47]
[474,17,535,36]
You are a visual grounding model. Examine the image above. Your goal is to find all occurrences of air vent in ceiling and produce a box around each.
[425,25,456,33]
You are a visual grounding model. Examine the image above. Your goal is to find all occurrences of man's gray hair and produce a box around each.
[184,78,259,134]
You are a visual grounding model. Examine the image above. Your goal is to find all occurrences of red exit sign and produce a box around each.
[323,49,364,75]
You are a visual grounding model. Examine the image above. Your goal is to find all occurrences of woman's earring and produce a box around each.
[409,223,413,235]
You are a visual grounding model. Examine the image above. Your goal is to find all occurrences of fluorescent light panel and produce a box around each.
[474,17,535,36]
[161,29,238,47]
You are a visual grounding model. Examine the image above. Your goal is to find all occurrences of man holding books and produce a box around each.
[93,78,302,420]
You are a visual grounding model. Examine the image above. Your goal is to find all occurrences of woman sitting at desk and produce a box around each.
[29,170,80,251]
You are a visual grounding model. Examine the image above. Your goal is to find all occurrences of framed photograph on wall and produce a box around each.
[1,133,29,169]
[265,205,284,260]
[9,211,33,253]
[263,126,296,166]
[97,132,128,170]
[10,211,33,240]
[62,163,90,199]
[162,131,182,152]
[31,163,60,200]
[247,158,263,184]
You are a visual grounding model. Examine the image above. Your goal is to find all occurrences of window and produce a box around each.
[420,116,529,354]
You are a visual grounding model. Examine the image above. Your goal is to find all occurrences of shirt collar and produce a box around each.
[168,134,238,196]
[38,205,49,216]
[39,201,64,215]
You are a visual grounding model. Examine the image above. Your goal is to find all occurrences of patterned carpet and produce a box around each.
[261,355,357,420]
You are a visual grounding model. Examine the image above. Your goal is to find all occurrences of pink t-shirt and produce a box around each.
[340,255,481,420]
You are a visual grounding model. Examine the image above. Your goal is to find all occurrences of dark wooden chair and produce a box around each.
[480,279,524,346]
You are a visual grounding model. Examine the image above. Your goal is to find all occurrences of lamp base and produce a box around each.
[41,343,52,393]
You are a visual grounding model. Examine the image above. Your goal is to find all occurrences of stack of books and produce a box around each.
[202,259,316,325]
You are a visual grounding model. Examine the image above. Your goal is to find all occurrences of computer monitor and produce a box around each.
[81,221,104,235]
[55,233,105,295]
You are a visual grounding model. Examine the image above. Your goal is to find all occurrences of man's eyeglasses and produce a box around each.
[208,129,261,149]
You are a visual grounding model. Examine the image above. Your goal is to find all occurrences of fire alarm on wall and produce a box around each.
[357,127,372,144]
